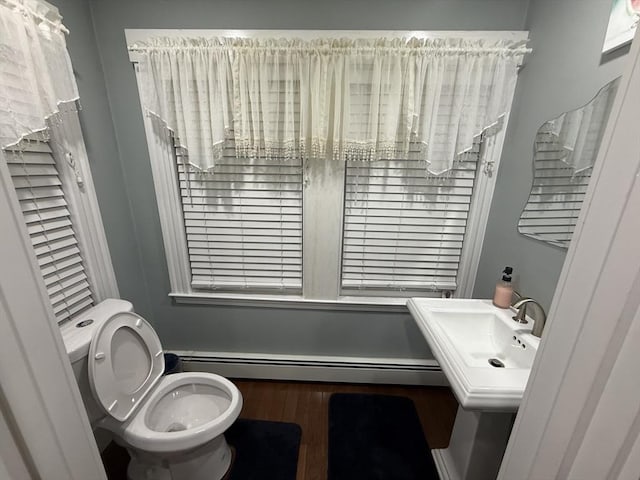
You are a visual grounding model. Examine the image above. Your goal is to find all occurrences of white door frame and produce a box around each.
[499,31,640,479]
[0,150,106,479]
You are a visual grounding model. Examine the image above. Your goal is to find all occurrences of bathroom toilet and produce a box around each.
[61,299,243,480]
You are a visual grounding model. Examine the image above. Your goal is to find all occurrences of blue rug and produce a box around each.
[226,419,301,480]
[328,393,439,480]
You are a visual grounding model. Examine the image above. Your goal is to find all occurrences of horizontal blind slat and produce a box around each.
[14,185,64,201]
[5,151,55,165]
[188,236,301,245]
[12,175,62,188]
[191,278,302,290]
[8,163,58,176]
[189,254,302,264]
[20,195,67,213]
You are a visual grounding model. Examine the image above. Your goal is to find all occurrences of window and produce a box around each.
[176,137,304,293]
[128,30,524,305]
[4,132,95,323]
[164,133,486,301]
[341,142,480,296]
[6,134,94,322]
[1,117,118,324]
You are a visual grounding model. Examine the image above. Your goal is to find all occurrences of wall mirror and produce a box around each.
[517,78,620,248]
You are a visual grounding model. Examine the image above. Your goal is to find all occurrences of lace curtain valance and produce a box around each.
[0,0,78,149]
[133,36,528,175]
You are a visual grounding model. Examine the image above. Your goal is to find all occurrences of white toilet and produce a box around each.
[61,299,243,480]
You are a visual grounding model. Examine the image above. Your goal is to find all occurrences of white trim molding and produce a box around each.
[49,108,119,301]
[173,350,447,386]
[499,30,640,479]
[0,397,32,480]
[456,113,512,299]
[171,292,421,312]
[134,76,192,295]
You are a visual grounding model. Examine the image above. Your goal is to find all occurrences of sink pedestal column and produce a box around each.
[432,406,515,480]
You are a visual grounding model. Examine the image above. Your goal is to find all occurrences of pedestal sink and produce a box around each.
[407,298,540,480]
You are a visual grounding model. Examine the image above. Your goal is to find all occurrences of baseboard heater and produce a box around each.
[172,351,447,386]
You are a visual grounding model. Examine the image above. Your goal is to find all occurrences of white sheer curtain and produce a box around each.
[0,0,78,149]
[134,36,528,175]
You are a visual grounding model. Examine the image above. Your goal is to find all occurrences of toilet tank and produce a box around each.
[61,298,134,425]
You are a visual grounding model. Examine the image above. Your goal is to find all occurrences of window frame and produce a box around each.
[128,29,523,309]
[1,107,119,319]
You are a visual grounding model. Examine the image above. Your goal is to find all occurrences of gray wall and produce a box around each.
[474,0,629,311]
[56,0,533,358]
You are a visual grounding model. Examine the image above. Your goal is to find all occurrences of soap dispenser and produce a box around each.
[493,266,513,308]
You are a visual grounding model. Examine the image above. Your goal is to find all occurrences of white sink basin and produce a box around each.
[407,298,540,411]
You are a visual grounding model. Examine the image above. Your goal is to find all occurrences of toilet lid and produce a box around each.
[88,312,165,421]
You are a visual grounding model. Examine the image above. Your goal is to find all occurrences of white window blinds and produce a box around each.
[341,142,481,295]
[176,137,303,292]
[4,133,94,323]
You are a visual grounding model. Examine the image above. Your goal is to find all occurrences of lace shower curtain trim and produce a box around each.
[133,36,529,175]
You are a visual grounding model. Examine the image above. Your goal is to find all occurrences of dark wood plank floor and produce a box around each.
[102,379,458,480]
[233,379,458,480]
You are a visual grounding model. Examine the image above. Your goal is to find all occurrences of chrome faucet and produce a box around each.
[512,298,547,338]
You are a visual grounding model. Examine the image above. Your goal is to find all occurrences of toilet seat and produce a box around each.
[88,312,165,421]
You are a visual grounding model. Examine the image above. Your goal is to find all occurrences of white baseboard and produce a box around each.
[171,350,447,386]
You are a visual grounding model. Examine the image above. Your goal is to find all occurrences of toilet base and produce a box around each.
[126,434,232,480]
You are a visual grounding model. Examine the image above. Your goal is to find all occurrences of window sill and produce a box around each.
[169,292,427,312]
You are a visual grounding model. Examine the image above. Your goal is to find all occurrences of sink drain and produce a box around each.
[488,358,505,368]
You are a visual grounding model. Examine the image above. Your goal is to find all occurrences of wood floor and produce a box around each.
[233,379,458,480]
[102,379,458,480]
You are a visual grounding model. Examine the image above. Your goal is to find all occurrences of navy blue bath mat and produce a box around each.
[226,419,301,480]
[102,419,301,480]
[328,393,439,480]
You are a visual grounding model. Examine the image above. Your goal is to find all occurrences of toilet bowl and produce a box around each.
[109,373,241,453]
[63,302,242,480]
